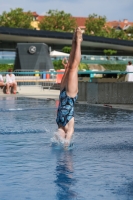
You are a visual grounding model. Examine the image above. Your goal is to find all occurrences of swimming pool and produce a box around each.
[0,97,133,200]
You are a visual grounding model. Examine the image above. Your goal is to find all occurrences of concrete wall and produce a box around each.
[78,82,133,104]
[78,81,87,101]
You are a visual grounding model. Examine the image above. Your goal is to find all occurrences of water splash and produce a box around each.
[50,132,74,150]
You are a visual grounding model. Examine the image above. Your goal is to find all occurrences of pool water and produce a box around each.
[0,97,133,200]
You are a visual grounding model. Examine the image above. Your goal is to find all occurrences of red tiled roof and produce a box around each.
[37,15,87,27]
[73,17,87,27]
[106,21,119,28]
[106,20,133,30]
[37,16,44,21]
[31,12,39,17]
[128,22,133,26]
[37,15,87,28]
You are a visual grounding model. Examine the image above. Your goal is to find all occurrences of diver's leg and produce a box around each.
[64,28,82,143]
[66,27,82,97]
[60,30,77,91]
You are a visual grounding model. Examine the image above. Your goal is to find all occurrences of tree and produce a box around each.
[62,46,71,53]
[39,10,76,32]
[85,13,107,37]
[103,49,117,60]
[126,26,133,39]
[0,8,33,29]
[85,13,129,40]
[52,60,64,70]
[108,28,129,40]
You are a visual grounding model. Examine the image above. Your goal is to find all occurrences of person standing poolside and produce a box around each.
[6,69,17,94]
[125,61,133,82]
[0,74,5,87]
[55,27,83,146]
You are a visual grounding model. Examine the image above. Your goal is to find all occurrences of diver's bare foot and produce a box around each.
[64,139,70,149]
[76,27,83,43]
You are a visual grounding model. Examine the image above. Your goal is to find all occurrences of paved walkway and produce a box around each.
[0,86,60,100]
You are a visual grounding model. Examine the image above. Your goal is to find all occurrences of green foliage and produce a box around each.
[103,49,117,55]
[0,63,126,74]
[52,59,64,70]
[85,13,107,37]
[125,26,133,39]
[0,8,33,29]
[102,64,126,71]
[62,46,71,53]
[78,63,88,70]
[0,64,14,71]
[53,60,88,71]
[39,9,76,32]
[109,29,128,40]
[84,13,129,40]
[126,26,133,34]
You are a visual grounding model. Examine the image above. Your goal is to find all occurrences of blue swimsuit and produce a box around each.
[56,88,78,127]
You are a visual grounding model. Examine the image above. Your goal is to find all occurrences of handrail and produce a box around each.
[0,70,131,75]
[1,70,133,84]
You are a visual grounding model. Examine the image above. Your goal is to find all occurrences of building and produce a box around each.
[1,26,133,57]
[30,12,133,33]
[106,19,133,31]
[0,12,133,57]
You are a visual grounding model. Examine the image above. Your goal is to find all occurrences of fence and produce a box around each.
[1,70,133,99]
[0,70,133,85]
[1,70,57,90]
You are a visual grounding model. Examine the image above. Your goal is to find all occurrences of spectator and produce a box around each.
[6,69,17,94]
[0,74,5,87]
[125,61,133,82]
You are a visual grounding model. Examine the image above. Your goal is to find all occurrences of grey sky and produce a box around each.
[0,0,133,21]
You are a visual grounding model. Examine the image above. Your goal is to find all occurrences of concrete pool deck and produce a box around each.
[0,86,60,100]
[0,86,133,111]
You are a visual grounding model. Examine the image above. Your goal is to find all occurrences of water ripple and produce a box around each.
[0,97,133,200]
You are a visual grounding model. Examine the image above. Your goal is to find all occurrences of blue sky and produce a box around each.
[0,0,133,21]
